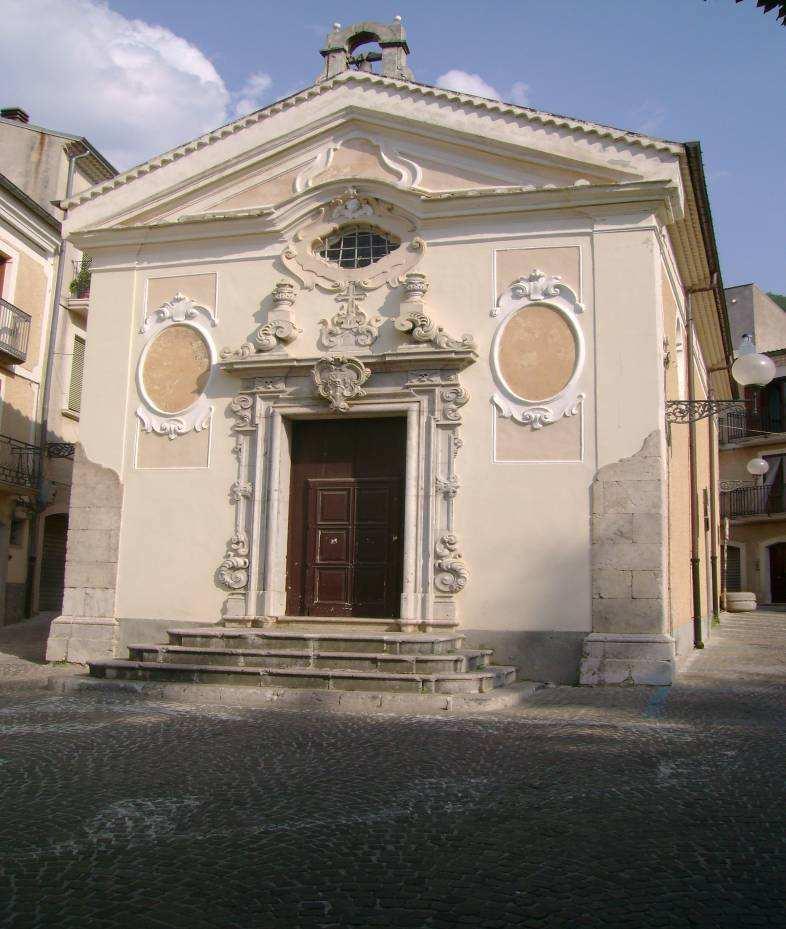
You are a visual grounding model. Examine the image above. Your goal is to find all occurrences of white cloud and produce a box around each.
[630,102,667,136]
[509,81,532,107]
[436,70,533,108]
[232,72,274,118]
[436,69,501,100]
[0,0,273,170]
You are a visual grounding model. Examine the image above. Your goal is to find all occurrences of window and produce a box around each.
[68,336,85,414]
[9,516,25,547]
[316,224,399,269]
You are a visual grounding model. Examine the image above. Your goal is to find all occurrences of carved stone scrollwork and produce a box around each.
[434,534,469,594]
[254,319,301,352]
[395,273,477,352]
[140,292,217,334]
[441,386,470,422]
[230,393,254,429]
[435,477,459,498]
[221,280,301,358]
[329,187,375,221]
[319,282,382,349]
[229,481,252,503]
[217,531,250,590]
[312,354,371,412]
[137,407,212,441]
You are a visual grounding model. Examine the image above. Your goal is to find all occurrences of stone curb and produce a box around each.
[48,674,547,715]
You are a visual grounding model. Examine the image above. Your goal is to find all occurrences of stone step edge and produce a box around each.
[91,659,515,683]
[168,628,466,643]
[130,644,492,662]
[268,616,459,627]
[50,675,548,715]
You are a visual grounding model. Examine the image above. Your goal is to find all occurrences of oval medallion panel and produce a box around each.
[498,305,577,402]
[142,324,211,414]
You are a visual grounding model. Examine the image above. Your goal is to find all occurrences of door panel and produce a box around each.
[286,419,405,617]
[770,543,786,602]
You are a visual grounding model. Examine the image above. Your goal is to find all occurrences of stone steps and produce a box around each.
[129,643,492,673]
[89,659,517,694]
[86,618,520,699]
[166,627,466,655]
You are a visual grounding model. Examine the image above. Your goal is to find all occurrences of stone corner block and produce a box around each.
[45,616,119,665]
[578,633,676,686]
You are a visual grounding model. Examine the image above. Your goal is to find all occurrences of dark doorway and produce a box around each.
[39,513,68,612]
[770,542,786,603]
[285,418,405,617]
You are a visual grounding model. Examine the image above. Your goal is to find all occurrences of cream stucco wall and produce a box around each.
[72,199,678,652]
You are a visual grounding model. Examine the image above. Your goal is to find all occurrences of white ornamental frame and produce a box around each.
[136,313,217,440]
[491,270,586,429]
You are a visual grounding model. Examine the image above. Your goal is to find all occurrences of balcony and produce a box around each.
[0,298,31,365]
[721,482,785,520]
[0,434,41,491]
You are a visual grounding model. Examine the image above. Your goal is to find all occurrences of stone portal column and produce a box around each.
[579,430,676,685]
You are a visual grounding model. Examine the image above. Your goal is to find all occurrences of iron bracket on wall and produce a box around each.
[665,399,746,424]
[46,442,75,460]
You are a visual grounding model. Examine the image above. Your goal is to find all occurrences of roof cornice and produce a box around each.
[59,71,684,213]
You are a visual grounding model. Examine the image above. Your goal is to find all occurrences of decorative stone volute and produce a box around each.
[221,279,301,358]
[395,272,477,352]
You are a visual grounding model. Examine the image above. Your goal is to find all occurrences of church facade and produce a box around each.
[45,21,732,692]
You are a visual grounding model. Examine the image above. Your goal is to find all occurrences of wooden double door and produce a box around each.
[285,418,405,617]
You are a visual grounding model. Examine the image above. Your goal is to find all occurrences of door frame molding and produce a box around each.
[760,536,786,604]
[219,359,472,629]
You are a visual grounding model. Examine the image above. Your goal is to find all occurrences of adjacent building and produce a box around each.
[720,284,786,604]
[0,107,115,623]
[46,21,733,690]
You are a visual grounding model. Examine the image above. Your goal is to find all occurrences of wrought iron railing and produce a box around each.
[720,483,785,518]
[0,298,31,364]
[0,434,41,489]
[719,408,786,444]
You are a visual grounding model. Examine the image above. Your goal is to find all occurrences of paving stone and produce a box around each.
[0,612,785,927]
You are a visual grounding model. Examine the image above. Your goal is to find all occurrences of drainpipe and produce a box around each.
[23,144,90,617]
[685,290,704,648]
[708,386,720,624]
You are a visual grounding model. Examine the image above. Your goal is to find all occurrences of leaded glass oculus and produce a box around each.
[316,224,400,269]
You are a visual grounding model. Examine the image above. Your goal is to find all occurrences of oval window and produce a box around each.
[497,305,577,402]
[142,324,211,414]
[316,224,400,269]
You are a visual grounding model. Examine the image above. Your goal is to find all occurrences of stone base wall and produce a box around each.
[580,430,676,685]
[4,583,26,625]
[45,447,122,664]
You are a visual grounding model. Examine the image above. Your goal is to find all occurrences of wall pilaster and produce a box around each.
[580,429,676,685]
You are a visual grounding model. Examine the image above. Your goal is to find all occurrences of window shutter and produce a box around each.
[68,336,85,414]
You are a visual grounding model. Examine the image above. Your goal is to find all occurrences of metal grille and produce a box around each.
[317,225,399,269]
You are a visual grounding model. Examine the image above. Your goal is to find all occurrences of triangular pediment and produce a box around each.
[62,72,685,234]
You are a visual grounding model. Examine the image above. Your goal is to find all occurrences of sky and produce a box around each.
[2,0,784,292]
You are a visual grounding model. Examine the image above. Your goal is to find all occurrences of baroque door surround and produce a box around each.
[218,346,475,630]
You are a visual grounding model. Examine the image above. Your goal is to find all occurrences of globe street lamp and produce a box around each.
[731,334,776,388]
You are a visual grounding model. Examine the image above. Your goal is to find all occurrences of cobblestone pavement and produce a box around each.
[0,612,784,929]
